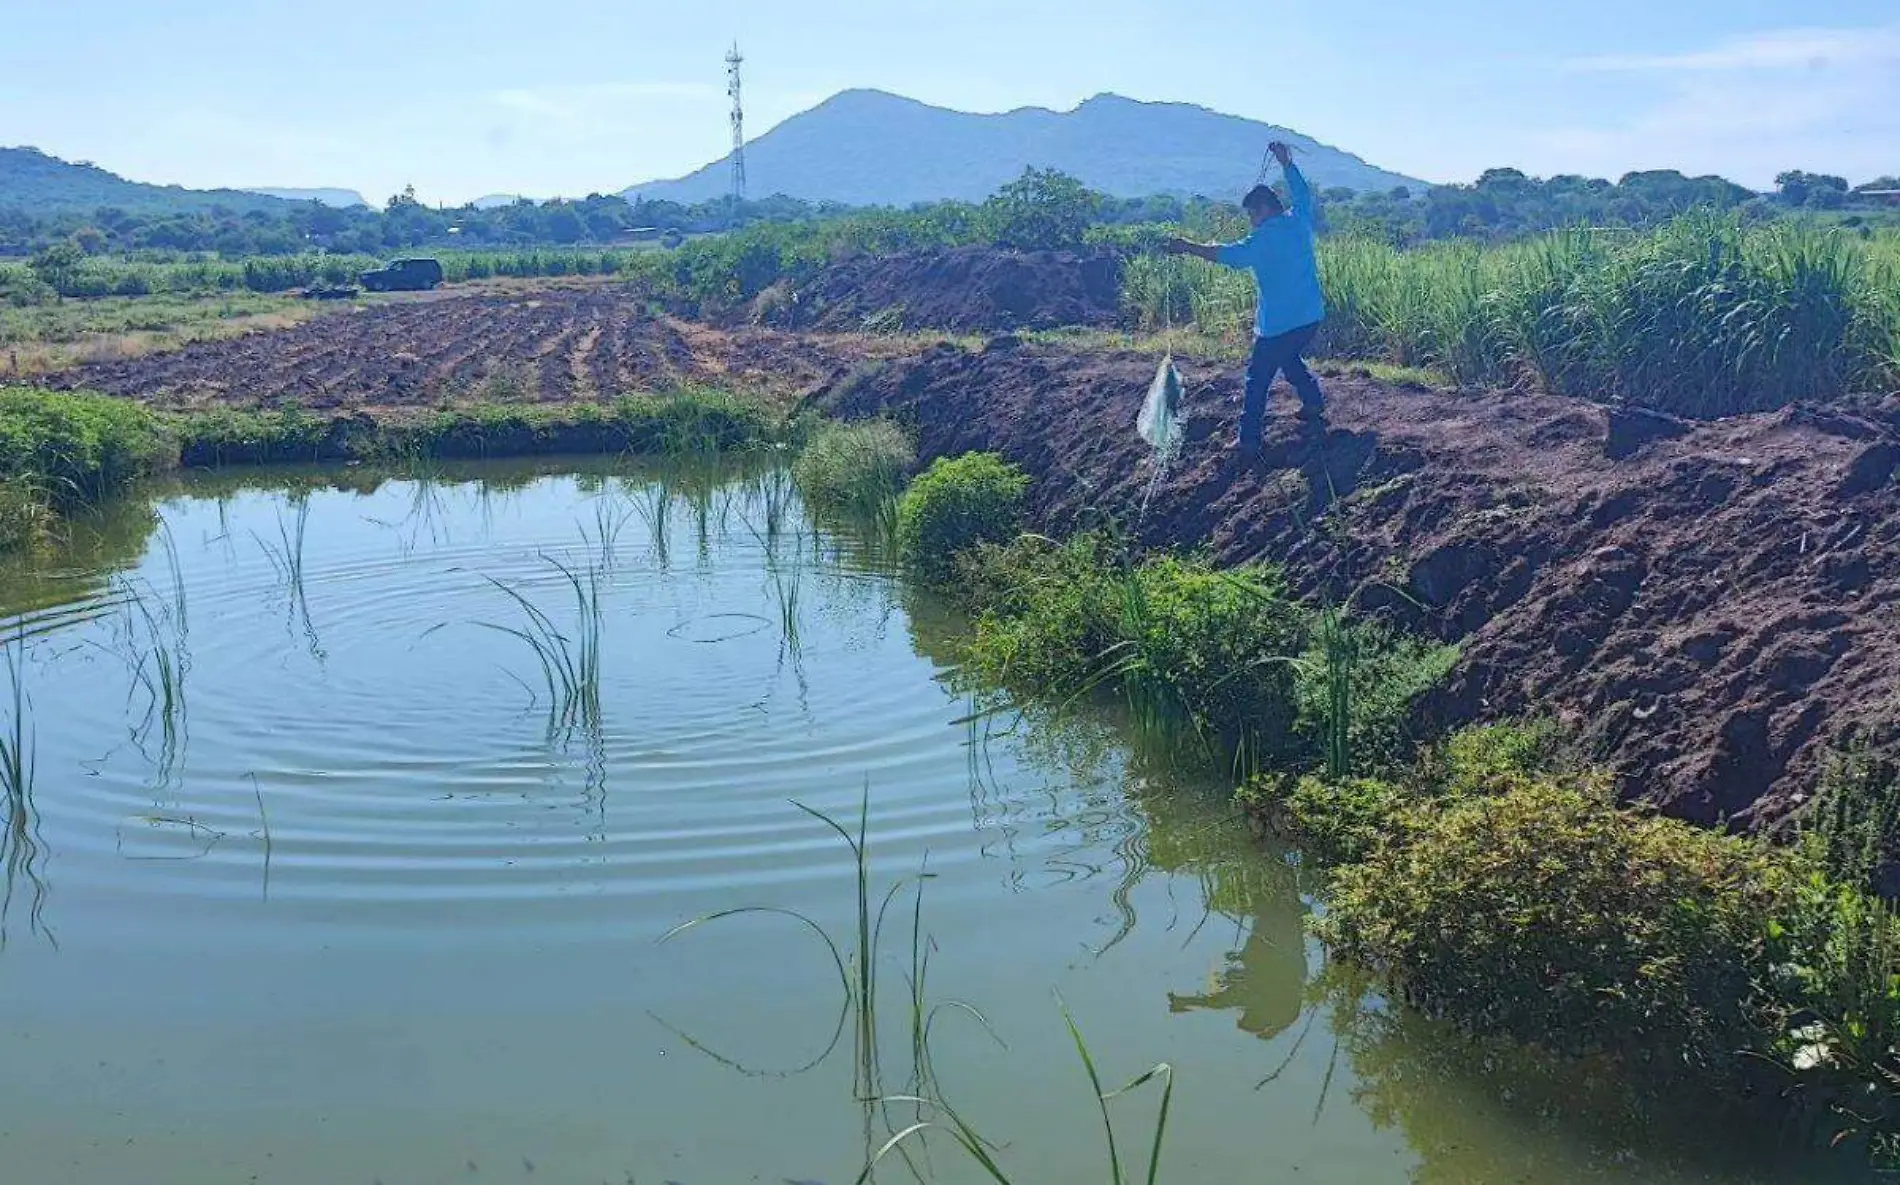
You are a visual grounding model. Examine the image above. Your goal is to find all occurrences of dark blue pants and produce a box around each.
[1240,321,1324,445]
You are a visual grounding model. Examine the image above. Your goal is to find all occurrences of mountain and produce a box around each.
[470,194,528,210]
[625,91,1424,207]
[245,187,369,208]
[0,146,292,216]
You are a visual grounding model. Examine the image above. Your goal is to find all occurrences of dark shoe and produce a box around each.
[1233,436,1261,459]
[1298,402,1326,424]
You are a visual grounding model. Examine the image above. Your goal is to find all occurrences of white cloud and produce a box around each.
[1531,25,1900,187]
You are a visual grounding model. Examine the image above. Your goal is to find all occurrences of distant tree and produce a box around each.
[28,241,84,298]
[543,203,586,244]
[1776,170,1850,207]
[70,226,107,255]
[981,168,1102,251]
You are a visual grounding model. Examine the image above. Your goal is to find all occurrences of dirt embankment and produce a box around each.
[823,340,1900,826]
[46,287,893,413]
[750,245,1124,334]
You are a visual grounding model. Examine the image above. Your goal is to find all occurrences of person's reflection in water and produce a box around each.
[1163,845,1309,1043]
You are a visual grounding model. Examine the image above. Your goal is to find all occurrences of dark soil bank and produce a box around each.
[756,245,1124,334]
[824,340,1900,826]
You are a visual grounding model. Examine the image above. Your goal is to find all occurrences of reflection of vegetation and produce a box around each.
[0,633,52,948]
[1314,965,1846,1185]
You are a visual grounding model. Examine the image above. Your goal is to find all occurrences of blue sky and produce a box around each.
[2,0,1894,204]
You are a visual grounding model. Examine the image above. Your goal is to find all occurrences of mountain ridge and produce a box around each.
[625,89,1424,206]
[0,146,294,216]
[245,187,369,208]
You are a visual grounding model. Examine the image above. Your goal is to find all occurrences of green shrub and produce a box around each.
[1801,743,1900,895]
[958,533,1122,689]
[1278,773,1409,864]
[0,386,174,506]
[896,452,1029,582]
[1320,778,1789,1075]
[792,419,914,522]
[1117,558,1305,760]
[1253,720,1564,864]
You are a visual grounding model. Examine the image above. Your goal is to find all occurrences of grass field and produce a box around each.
[0,291,321,378]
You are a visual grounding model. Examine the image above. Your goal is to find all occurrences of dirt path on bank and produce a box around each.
[823,340,1900,826]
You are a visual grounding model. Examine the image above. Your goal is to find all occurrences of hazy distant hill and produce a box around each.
[0,146,292,216]
[470,194,529,210]
[626,90,1423,206]
[246,187,369,208]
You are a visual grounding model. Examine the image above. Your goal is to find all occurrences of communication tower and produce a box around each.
[726,43,747,205]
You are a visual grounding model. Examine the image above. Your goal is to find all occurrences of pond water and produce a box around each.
[0,459,1862,1185]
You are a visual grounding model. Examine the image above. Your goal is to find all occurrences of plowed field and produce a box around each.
[46,287,898,412]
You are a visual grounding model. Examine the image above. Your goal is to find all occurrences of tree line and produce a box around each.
[2,162,1895,269]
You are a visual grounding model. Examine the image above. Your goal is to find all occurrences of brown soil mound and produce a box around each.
[824,341,1900,827]
[48,288,883,412]
[755,245,1124,334]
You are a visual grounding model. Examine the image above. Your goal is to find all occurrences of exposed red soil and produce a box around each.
[46,287,896,412]
[750,245,1124,334]
[823,340,1900,827]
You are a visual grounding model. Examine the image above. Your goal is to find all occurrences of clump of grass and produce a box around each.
[630,480,673,569]
[255,497,314,635]
[0,386,176,552]
[957,533,1453,779]
[170,390,776,469]
[480,556,604,736]
[792,419,914,531]
[896,452,1029,584]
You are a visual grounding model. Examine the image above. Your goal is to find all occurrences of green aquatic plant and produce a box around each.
[631,481,672,569]
[793,419,914,533]
[255,497,311,608]
[479,556,604,737]
[659,796,1175,1184]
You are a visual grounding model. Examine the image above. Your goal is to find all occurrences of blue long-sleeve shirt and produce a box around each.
[1215,163,1326,339]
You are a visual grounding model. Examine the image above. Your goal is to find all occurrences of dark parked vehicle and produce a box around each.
[360,258,444,292]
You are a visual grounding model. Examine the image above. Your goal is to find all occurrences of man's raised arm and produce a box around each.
[1272,141,1315,225]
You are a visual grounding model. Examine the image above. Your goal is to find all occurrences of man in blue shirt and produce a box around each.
[1167,142,1327,453]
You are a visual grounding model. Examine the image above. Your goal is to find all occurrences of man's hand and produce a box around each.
[1269,141,1292,166]
[1164,237,1219,262]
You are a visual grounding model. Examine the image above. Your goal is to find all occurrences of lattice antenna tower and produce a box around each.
[726,42,747,205]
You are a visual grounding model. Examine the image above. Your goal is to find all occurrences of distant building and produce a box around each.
[1858,189,1900,206]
